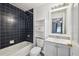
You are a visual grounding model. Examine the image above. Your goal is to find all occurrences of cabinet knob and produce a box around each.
[67,44,72,47]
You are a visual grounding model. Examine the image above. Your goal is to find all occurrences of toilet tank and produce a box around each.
[36,38,44,48]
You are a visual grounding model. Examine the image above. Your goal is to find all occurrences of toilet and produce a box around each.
[30,38,44,56]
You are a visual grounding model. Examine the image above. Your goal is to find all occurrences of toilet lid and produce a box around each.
[30,47,41,55]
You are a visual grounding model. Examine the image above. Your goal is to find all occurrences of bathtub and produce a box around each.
[0,41,33,56]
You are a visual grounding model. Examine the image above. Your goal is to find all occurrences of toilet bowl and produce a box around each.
[30,38,44,56]
[30,47,41,56]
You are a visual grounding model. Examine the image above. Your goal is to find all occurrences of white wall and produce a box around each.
[71,4,79,56]
[33,3,50,46]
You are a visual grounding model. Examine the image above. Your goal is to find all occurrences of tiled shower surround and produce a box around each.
[0,3,33,49]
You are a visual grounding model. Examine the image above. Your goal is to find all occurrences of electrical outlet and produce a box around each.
[10,40,14,44]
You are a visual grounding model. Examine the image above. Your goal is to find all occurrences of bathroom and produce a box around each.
[0,3,79,56]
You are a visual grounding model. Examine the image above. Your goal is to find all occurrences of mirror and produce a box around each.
[52,17,63,34]
[49,6,67,35]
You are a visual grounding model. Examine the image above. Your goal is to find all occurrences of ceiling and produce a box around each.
[11,3,46,11]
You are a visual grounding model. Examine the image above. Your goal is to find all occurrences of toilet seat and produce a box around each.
[30,47,41,56]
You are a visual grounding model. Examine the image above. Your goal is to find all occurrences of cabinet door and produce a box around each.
[57,44,70,56]
[44,41,57,56]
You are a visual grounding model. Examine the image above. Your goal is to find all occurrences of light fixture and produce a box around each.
[7,17,15,24]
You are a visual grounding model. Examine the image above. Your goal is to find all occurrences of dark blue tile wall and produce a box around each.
[25,9,33,43]
[0,3,33,49]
